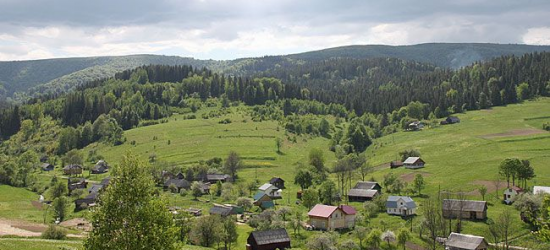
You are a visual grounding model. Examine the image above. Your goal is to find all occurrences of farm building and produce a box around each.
[185,208,202,217]
[246,228,291,250]
[209,204,241,217]
[163,178,191,192]
[68,178,88,193]
[503,186,523,204]
[442,199,487,220]
[63,164,83,175]
[403,157,425,169]
[307,204,356,231]
[408,121,424,130]
[75,192,97,210]
[205,174,231,183]
[258,183,282,198]
[441,116,461,125]
[91,160,109,174]
[253,192,274,210]
[348,189,378,202]
[269,177,285,189]
[533,186,550,195]
[354,181,383,193]
[390,161,403,168]
[444,232,488,250]
[386,196,416,216]
[41,163,54,171]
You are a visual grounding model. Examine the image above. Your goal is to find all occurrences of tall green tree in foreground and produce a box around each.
[85,152,176,250]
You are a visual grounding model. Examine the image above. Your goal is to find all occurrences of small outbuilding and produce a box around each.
[205,174,231,183]
[163,178,191,192]
[41,163,54,171]
[253,192,274,210]
[403,157,425,169]
[353,181,383,193]
[209,205,236,217]
[445,232,488,250]
[386,196,416,216]
[390,161,403,168]
[503,186,523,204]
[269,177,285,189]
[246,228,291,250]
[533,186,550,195]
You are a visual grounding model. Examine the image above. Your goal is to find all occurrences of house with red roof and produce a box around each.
[307,204,356,230]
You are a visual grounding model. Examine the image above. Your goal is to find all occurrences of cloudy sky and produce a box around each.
[1,0,550,61]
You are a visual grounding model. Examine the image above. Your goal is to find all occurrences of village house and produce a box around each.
[269,177,285,189]
[41,163,54,171]
[408,121,425,130]
[442,199,487,220]
[503,186,523,204]
[258,183,282,199]
[533,186,550,195]
[63,164,83,175]
[91,160,109,174]
[205,174,231,183]
[444,233,488,250]
[68,177,88,194]
[246,228,291,250]
[386,196,417,216]
[307,204,356,231]
[403,157,425,169]
[253,192,274,210]
[354,181,383,193]
[163,178,191,192]
[74,177,110,211]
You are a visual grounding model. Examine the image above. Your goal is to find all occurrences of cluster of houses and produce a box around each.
[41,159,110,175]
[408,116,461,131]
[252,177,285,210]
[74,177,111,210]
[161,172,232,194]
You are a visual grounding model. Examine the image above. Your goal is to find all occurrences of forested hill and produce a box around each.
[0,54,216,99]
[2,43,550,101]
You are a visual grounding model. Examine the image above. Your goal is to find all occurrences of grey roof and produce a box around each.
[250,228,290,245]
[41,163,54,170]
[64,164,82,170]
[348,189,378,198]
[100,177,111,186]
[206,174,230,181]
[443,199,487,212]
[446,233,486,250]
[209,205,233,216]
[88,184,104,193]
[403,157,421,164]
[269,177,284,183]
[386,196,416,209]
[164,178,190,189]
[354,181,380,190]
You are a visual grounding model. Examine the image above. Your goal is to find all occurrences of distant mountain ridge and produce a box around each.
[1,43,550,100]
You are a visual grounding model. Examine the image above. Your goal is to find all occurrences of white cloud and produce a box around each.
[523,27,550,45]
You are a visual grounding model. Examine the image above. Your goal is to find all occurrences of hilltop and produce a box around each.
[2,43,550,100]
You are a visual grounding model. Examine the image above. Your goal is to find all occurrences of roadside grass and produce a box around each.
[0,238,82,250]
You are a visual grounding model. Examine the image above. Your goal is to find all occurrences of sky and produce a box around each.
[1,0,550,61]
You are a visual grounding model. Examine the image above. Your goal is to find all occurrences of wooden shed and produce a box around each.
[442,199,487,220]
[246,228,291,250]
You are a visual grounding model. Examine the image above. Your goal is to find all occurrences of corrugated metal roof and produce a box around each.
[348,189,378,198]
[339,205,357,215]
[403,157,421,164]
[258,183,274,191]
[353,181,380,190]
[250,228,290,245]
[308,204,338,218]
[386,196,416,209]
[534,186,550,194]
[446,233,486,250]
[442,199,486,212]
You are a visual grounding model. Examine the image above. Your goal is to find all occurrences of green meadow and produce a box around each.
[2,98,550,249]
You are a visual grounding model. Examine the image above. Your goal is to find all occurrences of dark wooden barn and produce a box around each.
[246,228,291,250]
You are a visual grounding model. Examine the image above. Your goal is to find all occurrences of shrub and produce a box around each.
[543,122,550,131]
[42,225,67,240]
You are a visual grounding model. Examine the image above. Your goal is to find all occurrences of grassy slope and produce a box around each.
[0,185,44,222]
[2,99,550,248]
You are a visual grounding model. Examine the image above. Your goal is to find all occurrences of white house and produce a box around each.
[403,157,425,169]
[258,183,282,198]
[534,186,550,195]
[386,196,416,216]
[503,186,523,204]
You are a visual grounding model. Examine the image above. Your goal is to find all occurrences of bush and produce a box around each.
[218,118,232,124]
[42,225,67,240]
[543,122,550,131]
